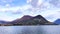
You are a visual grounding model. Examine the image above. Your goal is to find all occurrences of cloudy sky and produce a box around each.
[0,0,60,22]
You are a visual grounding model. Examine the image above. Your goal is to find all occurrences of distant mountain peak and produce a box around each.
[23,15,32,17]
[11,15,33,23]
[56,19,60,20]
[33,15,47,21]
[20,15,33,20]
[54,19,60,24]
[22,15,33,18]
[33,15,44,19]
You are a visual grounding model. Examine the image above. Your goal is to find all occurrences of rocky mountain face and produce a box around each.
[10,15,57,25]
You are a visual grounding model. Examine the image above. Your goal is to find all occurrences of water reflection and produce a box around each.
[0,26,60,34]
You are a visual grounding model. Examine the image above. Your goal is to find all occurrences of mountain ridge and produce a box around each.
[10,15,57,25]
[54,19,60,24]
[0,15,58,26]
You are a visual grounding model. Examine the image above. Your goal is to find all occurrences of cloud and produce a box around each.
[0,4,32,12]
[0,4,33,21]
[26,0,60,22]
[0,0,60,22]
[40,9,60,22]
[49,0,60,8]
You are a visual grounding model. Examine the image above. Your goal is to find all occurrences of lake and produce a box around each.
[0,25,60,34]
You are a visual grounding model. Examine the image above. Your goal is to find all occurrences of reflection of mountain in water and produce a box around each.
[54,19,60,24]
[0,15,57,26]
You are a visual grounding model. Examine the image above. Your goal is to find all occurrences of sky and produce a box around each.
[0,0,60,22]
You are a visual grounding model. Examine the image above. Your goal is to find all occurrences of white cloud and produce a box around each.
[0,4,32,12]
[49,0,60,8]
[27,0,43,7]
[0,4,32,21]
[0,0,60,22]
[0,14,13,21]
[26,0,60,22]
[40,9,60,22]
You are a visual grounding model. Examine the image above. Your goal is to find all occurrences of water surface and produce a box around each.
[0,25,60,34]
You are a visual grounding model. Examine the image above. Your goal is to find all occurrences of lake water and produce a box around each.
[0,25,60,34]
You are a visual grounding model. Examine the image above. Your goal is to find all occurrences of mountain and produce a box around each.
[10,15,57,25]
[54,19,60,24]
[14,15,33,21]
[10,15,33,24]
[0,21,11,26]
[0,21,9,24]
[0,21,5,24]
[0,15,57,26]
